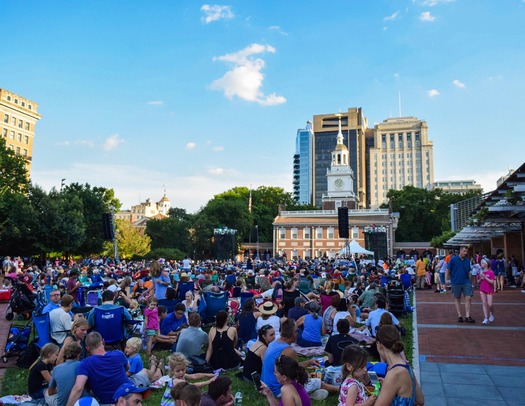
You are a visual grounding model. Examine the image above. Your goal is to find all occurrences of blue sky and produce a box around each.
[2,0,525,212]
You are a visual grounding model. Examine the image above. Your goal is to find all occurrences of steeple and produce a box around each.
[332,114,349,165]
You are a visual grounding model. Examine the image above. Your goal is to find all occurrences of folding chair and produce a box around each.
[203,291,228,323]
[177,282,195,301]
[32,311,52,349]
[92,307,134,348]
[239,291,254,308]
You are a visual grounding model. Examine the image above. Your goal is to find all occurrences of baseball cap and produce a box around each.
[113,383,150,402]
[294,297,307,306]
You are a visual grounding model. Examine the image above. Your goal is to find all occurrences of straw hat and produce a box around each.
[258,301,278,315]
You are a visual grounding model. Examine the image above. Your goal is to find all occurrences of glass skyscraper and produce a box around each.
[293,121,313,205]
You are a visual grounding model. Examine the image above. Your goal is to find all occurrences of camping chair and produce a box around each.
[32,311,52,349]
[239,291,254,308]
[92,307,134,348]
[177,282,195,301]
[298,278,311,294]
[203,291,228,323]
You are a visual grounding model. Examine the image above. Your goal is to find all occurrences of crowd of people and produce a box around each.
[2,248,522,405]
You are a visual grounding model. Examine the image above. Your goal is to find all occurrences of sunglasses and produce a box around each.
[259,324,273,333]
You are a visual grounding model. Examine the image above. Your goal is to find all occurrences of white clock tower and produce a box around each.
[322,114,358,209]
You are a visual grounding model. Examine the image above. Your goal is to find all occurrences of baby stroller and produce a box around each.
[5,274,37,321]
[1,322,32,363]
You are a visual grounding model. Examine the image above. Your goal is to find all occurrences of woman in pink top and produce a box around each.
[478,258,496,325]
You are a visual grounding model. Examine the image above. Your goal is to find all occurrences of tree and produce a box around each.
[0,138,29,196]
[115,219,151,259]
[61,183,121,256]
[385,186,482,242]
[146,210,192,253]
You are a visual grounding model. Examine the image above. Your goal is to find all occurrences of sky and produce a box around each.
[2,0,525,213]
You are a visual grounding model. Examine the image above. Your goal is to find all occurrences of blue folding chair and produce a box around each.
[32,311,52,349]
[239,291,254,308]
[204,291,228,322]
[177,282,195,301]
[92,307,130,348]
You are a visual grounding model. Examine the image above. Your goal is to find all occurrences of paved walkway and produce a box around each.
[415,287,525,405]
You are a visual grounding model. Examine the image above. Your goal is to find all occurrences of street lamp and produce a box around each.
[255,225,259,260]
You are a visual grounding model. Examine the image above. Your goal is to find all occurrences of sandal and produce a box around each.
[458,316,464,323]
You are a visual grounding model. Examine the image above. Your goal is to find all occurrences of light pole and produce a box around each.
[255,225,259,260]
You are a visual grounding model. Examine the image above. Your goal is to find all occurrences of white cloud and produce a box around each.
[422,0,454,6]
[269,26,288,36]
[420,11,435,21]
[56,139,95,148]
[452,79,466,88]
[146,101,163,105]
[186,142,197,150]
[208,168,224,175]
[201,5,234,24]
[103,134,124,151]
[384,11,400,21]
[427,89,440,97]
[213,146,224,152]
[211,43,286,106]
[393,73,400,80]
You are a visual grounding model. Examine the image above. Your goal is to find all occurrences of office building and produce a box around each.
[0,89,42,174]
[312,108,368,208]
[432,180,482,195]
[368,117,434,208]
[293,121,313,205]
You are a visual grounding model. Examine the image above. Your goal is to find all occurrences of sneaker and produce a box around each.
[521,290,525,293]
[482,318,489,324]
[458,316,464,323]
[441,290,447,293]
[465,316,476,323]
[489,314,494,323]
[310,389,329,401]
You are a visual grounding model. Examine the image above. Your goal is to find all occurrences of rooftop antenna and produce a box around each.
[163,183,167,197]
[398,91,402,117]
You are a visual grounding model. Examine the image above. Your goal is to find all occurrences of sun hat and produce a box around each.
[258,301,278,315]
[180,272,188,278]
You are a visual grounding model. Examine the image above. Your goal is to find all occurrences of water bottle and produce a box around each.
[234,391,242,405]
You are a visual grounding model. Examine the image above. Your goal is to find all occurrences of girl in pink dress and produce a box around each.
[478,258,496,324]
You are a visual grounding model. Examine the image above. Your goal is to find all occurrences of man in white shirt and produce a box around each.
[49,295,75,345]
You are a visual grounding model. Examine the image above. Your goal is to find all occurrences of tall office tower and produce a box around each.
[0,89,42,174]
[368,117,434,209]
[312,108,368,208]
[293,121,314,205]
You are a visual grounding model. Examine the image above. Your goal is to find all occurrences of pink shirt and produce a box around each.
[144,307,159,330]
[478,270,495,294]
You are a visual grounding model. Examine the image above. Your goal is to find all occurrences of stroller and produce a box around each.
[2,321,32,363]
[5,274,38,321]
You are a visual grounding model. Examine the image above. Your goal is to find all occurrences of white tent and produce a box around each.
[338,239,374,256]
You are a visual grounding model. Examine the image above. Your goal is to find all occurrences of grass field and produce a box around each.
[1,308,414,405]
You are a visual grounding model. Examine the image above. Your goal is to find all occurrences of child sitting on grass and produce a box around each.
[124,337,163,381]
[161,353,216,406]
[338,345,377,406]
[27,343,59,400]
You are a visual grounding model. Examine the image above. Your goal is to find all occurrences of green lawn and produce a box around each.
[1,306,414,406]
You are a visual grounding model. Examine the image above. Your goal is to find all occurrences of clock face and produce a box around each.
[334,178,343,188]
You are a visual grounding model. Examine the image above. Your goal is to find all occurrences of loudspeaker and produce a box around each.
[337,207,349,239]
[365,232,388,261]
[102,213,115,241]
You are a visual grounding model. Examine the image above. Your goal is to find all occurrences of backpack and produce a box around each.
[187,355,214,373]
[16,341,40,368]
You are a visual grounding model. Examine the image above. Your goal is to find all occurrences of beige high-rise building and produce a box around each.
[0,89,42,174]
[368,117,434,208]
